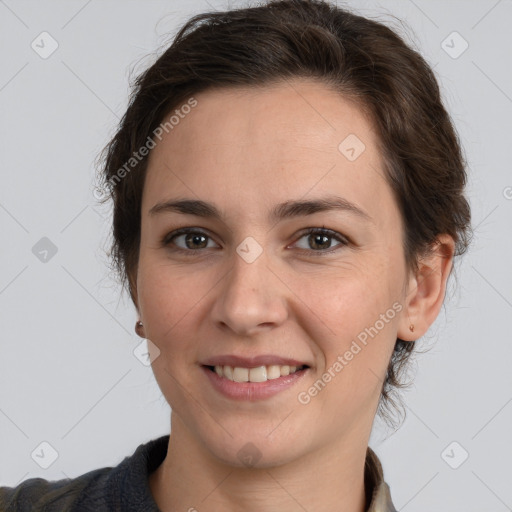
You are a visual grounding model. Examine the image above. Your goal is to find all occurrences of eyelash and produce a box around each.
[162,227,349,257]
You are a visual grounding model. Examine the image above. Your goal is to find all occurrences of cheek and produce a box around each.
[136,263,207,408]
[298,263,391,335]
[137,261,206,344]
[305,266,399,385]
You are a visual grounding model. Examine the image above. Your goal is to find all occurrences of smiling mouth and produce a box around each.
[203,364,309,383]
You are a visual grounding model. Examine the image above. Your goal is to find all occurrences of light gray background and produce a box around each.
[1,0,511,510]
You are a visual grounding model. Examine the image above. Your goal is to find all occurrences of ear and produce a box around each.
[398,234,455,341]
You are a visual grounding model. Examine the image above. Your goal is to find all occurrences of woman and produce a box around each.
[0,0,472,510]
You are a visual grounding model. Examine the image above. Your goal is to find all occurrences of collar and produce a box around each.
[365,446,397,512]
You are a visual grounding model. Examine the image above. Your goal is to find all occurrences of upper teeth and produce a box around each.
[214,365,304,383]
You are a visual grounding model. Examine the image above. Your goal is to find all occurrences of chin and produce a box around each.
[201,429,306,470]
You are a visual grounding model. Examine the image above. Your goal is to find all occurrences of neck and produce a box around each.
[149,414,370,512]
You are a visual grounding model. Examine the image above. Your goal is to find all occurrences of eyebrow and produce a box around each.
[149,195,373,224]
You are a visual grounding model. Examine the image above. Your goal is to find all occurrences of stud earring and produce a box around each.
[135,320,144,337]
[409,324,415,332]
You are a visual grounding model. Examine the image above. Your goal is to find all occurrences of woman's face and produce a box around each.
[136,79,414,467]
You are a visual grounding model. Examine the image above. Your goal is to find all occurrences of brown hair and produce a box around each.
[97,0,472,426]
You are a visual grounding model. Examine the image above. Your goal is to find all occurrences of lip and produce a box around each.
[201,365,309,401]
[200,354,310,368]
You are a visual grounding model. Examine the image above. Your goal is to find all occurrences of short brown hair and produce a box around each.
[97,0,472,426]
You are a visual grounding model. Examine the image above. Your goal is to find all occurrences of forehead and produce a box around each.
[143,79,394,227]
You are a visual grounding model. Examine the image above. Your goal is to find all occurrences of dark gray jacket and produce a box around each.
[0,436,397,511]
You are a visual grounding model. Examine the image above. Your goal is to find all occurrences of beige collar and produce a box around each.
[365,446,397,512]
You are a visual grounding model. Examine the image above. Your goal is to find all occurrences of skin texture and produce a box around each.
[133,79,454,512]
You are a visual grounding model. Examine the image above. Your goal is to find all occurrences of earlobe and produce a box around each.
[398,234,455,341]
[135,320,145,338]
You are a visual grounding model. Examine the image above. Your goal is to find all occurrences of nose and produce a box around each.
[211,247,289,337]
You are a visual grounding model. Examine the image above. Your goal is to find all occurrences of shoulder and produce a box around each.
[0,435,169,512]
[0,467,110,512]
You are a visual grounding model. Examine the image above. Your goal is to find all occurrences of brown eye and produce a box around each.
[308,233,332,250]
[182,232,208,250]
[163,228,219,253]
[293,228,348,254]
